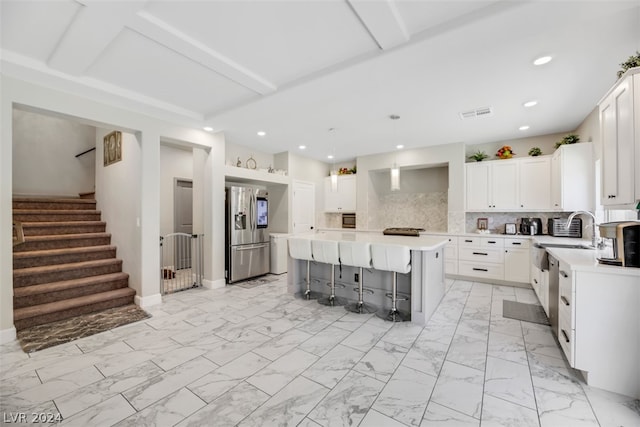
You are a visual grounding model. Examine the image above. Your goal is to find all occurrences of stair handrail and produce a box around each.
[75,147,96,158]
[13,220,25,246]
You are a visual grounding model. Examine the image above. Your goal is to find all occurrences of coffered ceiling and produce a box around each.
[2,1,639,162]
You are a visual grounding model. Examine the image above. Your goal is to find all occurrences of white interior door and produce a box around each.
[174,179,193,269]
[292,180,315,234]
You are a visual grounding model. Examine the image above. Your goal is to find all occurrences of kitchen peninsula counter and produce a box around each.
[287,232,449,326]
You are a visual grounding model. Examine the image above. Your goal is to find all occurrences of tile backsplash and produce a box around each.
[369,191,448,231]
[465,212,572,235]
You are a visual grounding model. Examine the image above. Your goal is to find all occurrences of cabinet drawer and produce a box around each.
[481,238,504,248]
[504,238,530,249]
[458,261,504,280]
[459,247,504,263]
[458,237,480,247]
[558,309,575,365]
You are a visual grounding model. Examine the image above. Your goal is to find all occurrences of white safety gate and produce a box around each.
[160,233,204,294]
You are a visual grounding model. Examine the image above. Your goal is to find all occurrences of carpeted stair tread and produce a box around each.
[13,210,102,222]
[13,245,117,269]
[13,258,123,287]
[14,272,130,298]
[20,221,106,236]
[13,232,111,253]
[14,288,136,321]
[12,198,96,210]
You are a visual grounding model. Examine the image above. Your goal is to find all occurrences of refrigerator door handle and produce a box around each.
[235,243,269,251]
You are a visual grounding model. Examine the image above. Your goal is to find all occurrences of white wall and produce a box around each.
[160,144,194,236]
[13,108,96,197]
[226,141,274,170]
[95,129,142,294]
[286,152,330,230]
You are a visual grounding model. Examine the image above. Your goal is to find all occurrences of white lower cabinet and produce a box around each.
[443,237,458,275]
[558,261,575,365]
[531,265,549,315]
[504,238,530,283]
[458,237,504,280]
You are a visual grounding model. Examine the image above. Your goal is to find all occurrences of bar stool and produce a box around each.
[311,239,346,306]
[288,237,316,300]
[339,241,377,314]
[371,243,411,322]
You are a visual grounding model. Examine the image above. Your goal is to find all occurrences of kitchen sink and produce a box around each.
[536,243,593,250]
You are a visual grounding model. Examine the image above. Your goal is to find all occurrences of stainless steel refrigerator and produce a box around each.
[225,186,270,283]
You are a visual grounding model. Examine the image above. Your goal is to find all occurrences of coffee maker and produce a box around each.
[597,222,640,267]
[520,217,542,235]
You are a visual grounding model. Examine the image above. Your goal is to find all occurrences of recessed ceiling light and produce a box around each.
[519,125,530,131]
[299,145,306,150]
[327,155,334,160]
[203,126,213,132]
[523,100,538,108]
[257,131,266,137]
[396,144,404,149]
[533,56,552,66]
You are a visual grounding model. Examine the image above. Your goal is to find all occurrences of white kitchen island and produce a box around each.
[287,231,449,326]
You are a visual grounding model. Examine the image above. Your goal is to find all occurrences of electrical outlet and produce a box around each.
[354,273,359,282]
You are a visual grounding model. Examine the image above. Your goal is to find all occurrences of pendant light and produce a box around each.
[389,115,401,191]
[329,128,338,192]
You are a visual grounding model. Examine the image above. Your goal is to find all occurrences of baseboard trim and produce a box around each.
[203,278,226,289]
[135,293,162,308]
[0,326,17,344]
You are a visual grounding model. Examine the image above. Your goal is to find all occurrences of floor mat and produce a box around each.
[17,304,151,353]
[503,300,550,325]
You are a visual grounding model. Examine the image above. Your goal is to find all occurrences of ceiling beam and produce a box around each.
[347,0,410,50]
[128,10,277,96]
[47,0,144,75]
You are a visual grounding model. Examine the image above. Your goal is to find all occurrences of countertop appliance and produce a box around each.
[225,186,270,283]
[597,221,640,267]
[548,254,559,336]
[382,227,425,236]
[548,217,582,238]
[342,213,356,229]
[520,217,542,235]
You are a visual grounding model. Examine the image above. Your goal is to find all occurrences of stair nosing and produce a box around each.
[13,245,117,259]
[21,232,111,242]
[13,258,123,277]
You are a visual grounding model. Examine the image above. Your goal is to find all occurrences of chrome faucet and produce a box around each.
[566,210,600,248]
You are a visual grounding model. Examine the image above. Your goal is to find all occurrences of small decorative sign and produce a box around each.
[103,131,122,166]
[477,217,489,231]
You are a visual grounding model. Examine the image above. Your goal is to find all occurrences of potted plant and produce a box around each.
[617,51,640,79]
[528,147,542,156]
[468,150,489,162]
[555,134,580,149]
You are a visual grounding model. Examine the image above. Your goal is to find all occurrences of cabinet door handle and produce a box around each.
[472,267,488,272]
[560,270,568,278]
[561,329,570,343]
[512,242,521,245]
[561,296,570,306]
[472,252,488,256]
[533,278,538,284]
[465,239,473,243]
[487,241,497,244]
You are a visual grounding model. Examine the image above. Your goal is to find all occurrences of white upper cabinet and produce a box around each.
[599,69,638,207]
[550,143,594,211]
[466,157,554,212]
[324,175,356,212]
[519,157,551,210]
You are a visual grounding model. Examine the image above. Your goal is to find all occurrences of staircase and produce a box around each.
[12,197,136,331]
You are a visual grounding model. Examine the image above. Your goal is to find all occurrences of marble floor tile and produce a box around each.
[372,365,437,426]
[454,318,489,341]
[341,323,389,353]
[484,356,536,410]
[298,326,351,357]
[332,311,374,332]
[152,346,209,371]
[251,328,313,361]
[60,394,135,427]
[480,394,539,427]
[489,317,523,338]
[168,318,227,346]
[354,341,408,382]
[201,339,264,366]
[1,366,104,412]
[294,316,334,335]
[95,349,155,377]
[308,370,385,427]
[0,370,41,398]
[515,287,539,304]
[535,387,599,427]
[297,418,323,427]
[527,351,584,395]
[360,409,407,427]
[238,376,329,427]
[54,360,163,419]
[421,401,480,427]
[487,330,528,365]
[116,387,204,426]
[417,322,457,346]
[430,361,484,419]
[582,386,640,427]
[176,382,268,427]
[187,351,270,403]
[250,316,298,337]
[301,344,364,388]
[401,338,449,378]
[122,356,217,411]
[246,348,318,395]
[446,334,487,371]
[522,324,564,360]
[380,321,424,348]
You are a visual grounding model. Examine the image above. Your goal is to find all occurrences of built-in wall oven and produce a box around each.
[342,213,356,229]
